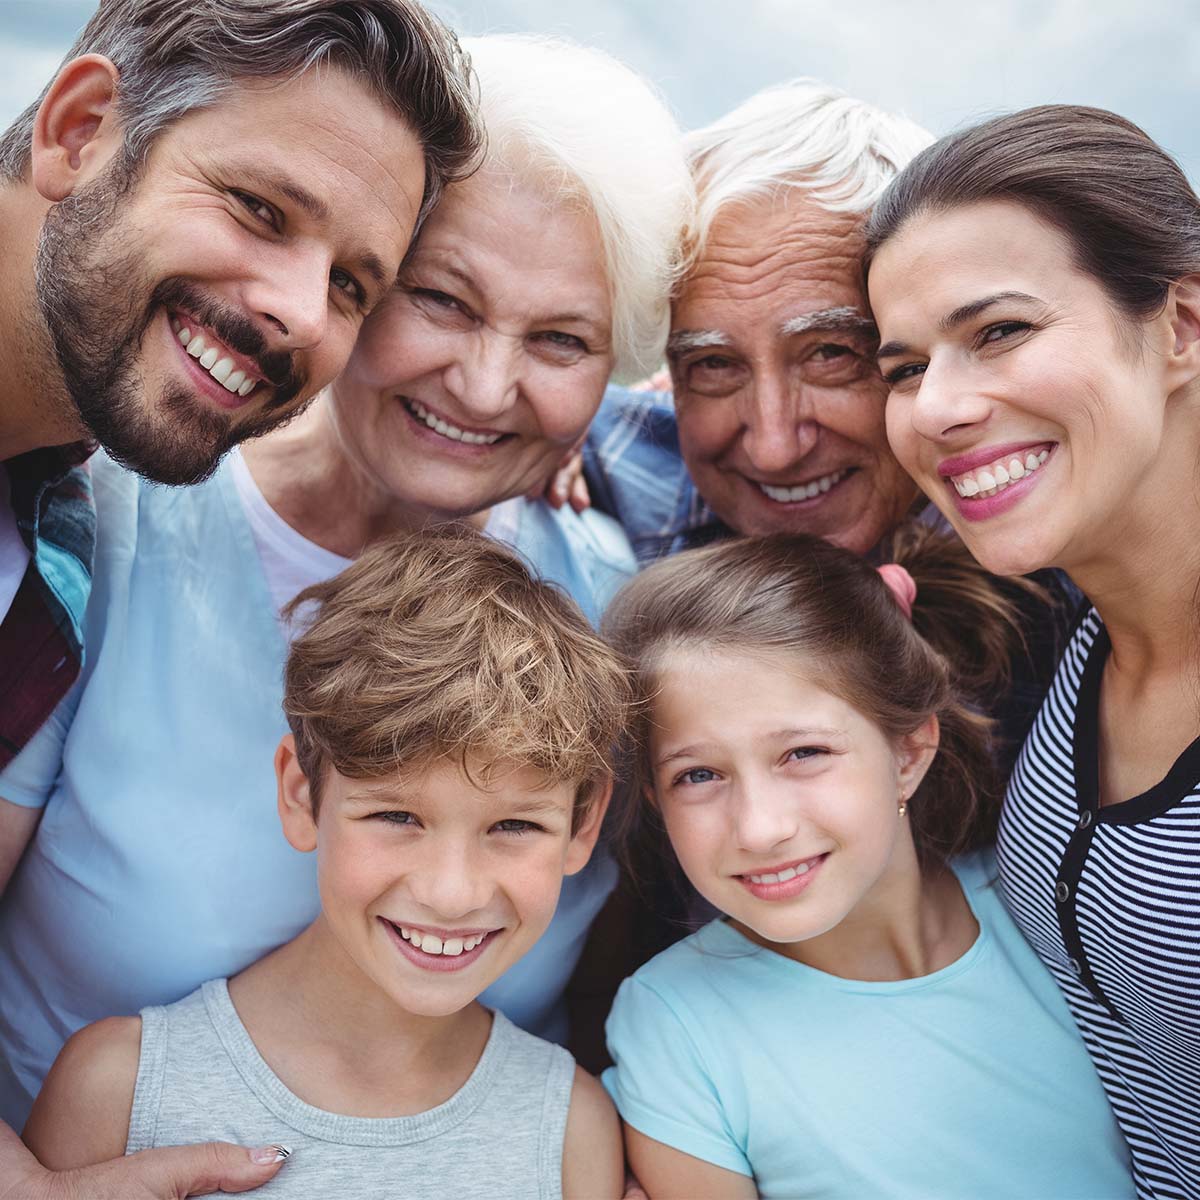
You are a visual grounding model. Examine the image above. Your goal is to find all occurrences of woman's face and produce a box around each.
[869,199,1178,577]
[328,165,615,522]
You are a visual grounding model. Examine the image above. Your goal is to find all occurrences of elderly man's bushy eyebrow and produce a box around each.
[779,306,878,340]
[667,329,734,356]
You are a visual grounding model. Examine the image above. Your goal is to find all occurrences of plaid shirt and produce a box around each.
[582,385,731,565]
[0,445,94,769]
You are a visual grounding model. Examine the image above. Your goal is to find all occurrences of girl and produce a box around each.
[601,529,1133,1199]
[864,105,1200,1199]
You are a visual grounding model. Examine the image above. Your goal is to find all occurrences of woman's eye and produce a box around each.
[675,766,719,787]
[979,320,1031,346]
[231,190,279,229]
[883,361,926,387]
[492,819,541,836]
[536,331,588,354]
[413,288,463,312]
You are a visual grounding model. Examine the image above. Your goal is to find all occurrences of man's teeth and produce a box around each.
[171,318,256,397]
[407,399,503,446]
[398,927,489,956]
[747,862,813,884]
[759,469,848,503]
[952,448,1049,499]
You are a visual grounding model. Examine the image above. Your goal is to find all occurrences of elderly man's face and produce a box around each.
[669,190,919,554]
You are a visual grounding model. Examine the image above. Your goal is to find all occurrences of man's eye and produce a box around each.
[691,354,737,372]
[812,343,854,361]
[674,766,719,786]
[330,267,365,305]
[230,190,279,229]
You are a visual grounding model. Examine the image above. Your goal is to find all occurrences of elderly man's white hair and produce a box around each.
[462,35,695,383]
[687,78,933,252]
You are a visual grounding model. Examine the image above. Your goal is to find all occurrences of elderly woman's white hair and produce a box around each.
[687,79,933,254]
[461,34,694,383]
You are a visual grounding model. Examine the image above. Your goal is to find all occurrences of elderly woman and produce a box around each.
[0,34,693,1132]
[865,105,1200,1196]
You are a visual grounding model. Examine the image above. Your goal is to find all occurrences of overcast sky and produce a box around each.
[2,0,1196,183]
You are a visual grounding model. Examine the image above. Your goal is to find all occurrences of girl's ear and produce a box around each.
[564,776,614,876]
[275,735,319,853]
[897,714,940,801]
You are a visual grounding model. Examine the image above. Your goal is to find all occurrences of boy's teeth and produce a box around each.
[952,448,1049,499]
[397,926,487,956]
[406,399,503,446]
[171,317,258,398]
[759,469,847,503]
[748,862,811,884]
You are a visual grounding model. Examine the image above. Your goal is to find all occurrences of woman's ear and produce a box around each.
[897,714,940,802]
[564,776,614,876]
[1163,275,1200,393]
[275,735,319,853]
[30,55,123,201]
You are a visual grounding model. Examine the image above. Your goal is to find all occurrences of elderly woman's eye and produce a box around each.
[537,331,588,354]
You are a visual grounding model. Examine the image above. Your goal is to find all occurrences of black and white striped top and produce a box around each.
[998,607,1200,1200]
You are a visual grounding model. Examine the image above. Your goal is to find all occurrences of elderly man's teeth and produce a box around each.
[952,448,1050,499]
[172,317,259,397]
[407,399,503,446]
[747,862,811,884]
[759,469,848,503]
[397,926,487,956]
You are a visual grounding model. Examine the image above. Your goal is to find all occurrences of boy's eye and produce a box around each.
[492,818,542,836]
[373,810,419,827]
[674,766,719,787]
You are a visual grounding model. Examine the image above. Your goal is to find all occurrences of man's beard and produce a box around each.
[34,160,308,486]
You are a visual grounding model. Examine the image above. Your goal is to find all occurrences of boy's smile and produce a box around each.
[383,922,501,972]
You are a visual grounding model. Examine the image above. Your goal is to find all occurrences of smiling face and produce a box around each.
[869,199,1184,577]
[278,746,605,1018]
[325,165,615,524]
[36,67,424,485]
[648,646,933,955]
[669,189,919,553]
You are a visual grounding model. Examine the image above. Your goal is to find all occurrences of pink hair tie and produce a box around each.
[877,563,917,620]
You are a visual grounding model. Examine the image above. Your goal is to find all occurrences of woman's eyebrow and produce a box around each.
[877,290,1041,361]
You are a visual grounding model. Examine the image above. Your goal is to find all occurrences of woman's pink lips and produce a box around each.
[937,441,1055,478]
[736,854,827,901]
[380,918,498,973]
[398,398,513,458]
[946,445,1055,523]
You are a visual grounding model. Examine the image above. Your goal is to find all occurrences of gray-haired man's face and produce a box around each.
[668,188,919,555]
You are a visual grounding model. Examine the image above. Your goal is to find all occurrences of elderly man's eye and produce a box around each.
[812,343,853,360]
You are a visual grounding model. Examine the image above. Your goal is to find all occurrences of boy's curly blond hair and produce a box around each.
[282,527,631,828]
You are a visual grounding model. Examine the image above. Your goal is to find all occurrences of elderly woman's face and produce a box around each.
[869,199,1177,577]
[330,166,614,522]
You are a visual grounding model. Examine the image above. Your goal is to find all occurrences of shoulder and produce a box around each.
[22,1015,142,1169]
[562,1067,622,1200]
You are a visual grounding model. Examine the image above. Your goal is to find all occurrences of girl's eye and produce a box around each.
[786,746,824,763]
[674,766,719,787]
[979,320,1031,345]
[492,819,542,836]
[231,190,279,229]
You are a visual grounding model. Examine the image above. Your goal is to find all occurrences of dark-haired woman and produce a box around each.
[866,105,1200,1199]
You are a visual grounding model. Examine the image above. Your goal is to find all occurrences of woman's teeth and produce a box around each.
[171,318,257,397]
[759,469,848,503]
[747,862,813,884]
[951,448,1049,499]
[406,399,503,446]
[398,927,488,956]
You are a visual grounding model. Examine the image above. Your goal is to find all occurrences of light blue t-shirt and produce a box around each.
[0,452,635,1131]
[604,851,1134,1199]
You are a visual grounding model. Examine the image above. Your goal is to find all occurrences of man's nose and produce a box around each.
[740,374,819,475]
[441,331,521,424]
[242,241,332,352]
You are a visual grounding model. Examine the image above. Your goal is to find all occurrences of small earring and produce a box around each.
[898,797,908,817]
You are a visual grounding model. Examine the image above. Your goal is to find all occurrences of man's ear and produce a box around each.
[564,776,613,876]
[31,55,123,201]
[1163,275,1200,394]
[276,735,319,853]
[897,714,940,803]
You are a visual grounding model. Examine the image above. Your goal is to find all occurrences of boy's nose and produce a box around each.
[405,842,495,922]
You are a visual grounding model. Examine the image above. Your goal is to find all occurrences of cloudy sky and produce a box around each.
[2,0,1196,182]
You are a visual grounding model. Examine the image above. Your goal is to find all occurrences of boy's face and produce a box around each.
[276,740,608,1017]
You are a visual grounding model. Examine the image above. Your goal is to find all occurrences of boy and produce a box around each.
[22,530,628,1198]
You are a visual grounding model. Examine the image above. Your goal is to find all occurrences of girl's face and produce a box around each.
[649,646,935,953]
[869,199,1182,578]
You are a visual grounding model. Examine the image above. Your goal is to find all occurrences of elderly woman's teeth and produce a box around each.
[952,448,1049,499]
[398,926,487,956]
[406,398,504,446]
[171,317,257,396]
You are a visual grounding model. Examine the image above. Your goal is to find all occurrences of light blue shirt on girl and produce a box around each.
[0,452,635,1131]
[604,851,1133,1199]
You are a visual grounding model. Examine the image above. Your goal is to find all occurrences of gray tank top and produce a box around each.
[126,979,575,1198]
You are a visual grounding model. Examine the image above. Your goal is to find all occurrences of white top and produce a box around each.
[0,469,31,624]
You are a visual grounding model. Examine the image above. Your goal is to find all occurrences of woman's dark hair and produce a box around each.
[603,524,1034,874]
[863,104,1200,323]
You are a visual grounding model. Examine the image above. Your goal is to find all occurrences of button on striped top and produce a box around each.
[999,607,1200,1200]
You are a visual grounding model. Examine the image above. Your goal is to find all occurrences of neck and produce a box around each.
[240,397,492,557]
[0,184,84,460]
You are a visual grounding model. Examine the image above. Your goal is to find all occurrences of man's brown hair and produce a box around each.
[282,528,631,828]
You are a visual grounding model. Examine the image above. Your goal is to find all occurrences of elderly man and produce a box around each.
[582,79,931,562]
[0,1,479,1195]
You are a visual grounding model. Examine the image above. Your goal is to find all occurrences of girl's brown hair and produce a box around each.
[603,525,1032,871]
[862,104,1200,323]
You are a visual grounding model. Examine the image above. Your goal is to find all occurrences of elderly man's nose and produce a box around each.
[742,384,818,473]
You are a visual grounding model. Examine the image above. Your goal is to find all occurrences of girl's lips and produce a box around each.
[380,918,499,973]
[736,854,827,901]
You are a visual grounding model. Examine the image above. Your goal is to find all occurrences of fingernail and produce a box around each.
[250,1144,292,1164]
